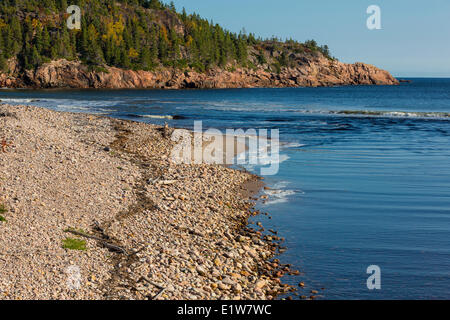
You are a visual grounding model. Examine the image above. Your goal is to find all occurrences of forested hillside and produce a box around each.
[0,0,333,73]
[0,0,399,89]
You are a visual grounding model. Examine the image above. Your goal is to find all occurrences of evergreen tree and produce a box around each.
[0,0,332,73]
[0,53,6,72]
[139,46,153,70]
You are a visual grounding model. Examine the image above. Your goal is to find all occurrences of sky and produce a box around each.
[169,0,450,77]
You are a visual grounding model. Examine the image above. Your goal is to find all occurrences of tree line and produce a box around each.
[0,0,333,72]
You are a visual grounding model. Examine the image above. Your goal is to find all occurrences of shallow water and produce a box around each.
[2,78,449,299]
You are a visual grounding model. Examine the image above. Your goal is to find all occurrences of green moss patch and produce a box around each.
[62,237,87,251]
[0,204,7,222]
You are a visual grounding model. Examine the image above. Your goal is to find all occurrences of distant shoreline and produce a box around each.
[0,58,398,90]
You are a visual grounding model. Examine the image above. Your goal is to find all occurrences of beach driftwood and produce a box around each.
[65,229,127,254]
[139,276,166,300]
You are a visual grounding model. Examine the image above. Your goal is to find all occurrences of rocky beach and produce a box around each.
[0,104,297,300]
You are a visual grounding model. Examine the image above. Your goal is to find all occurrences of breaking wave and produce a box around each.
[328,110,450,119]
[262,181,303,205]
[126,114,187,120]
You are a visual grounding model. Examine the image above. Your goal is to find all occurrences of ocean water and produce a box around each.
[1,78,449,299]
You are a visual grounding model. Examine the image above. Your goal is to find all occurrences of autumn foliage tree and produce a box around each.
[0,0,333,72]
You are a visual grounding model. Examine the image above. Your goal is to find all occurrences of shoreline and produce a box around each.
[0,104,297,300]
[0,58,399,89]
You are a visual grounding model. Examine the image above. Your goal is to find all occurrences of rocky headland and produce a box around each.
[0,55,398,89]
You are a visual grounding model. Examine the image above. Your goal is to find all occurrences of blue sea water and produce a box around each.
[1,78,449,299]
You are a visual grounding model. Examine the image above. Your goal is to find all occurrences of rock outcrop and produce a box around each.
[0,55,398,89]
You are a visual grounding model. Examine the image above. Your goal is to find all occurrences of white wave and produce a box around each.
[0,98,40,103]
[1,97,123,108]
[280,141,305,149]
[263,188,299,205]
[235,145,290,166]
[56,104,92,111]
[94,108,116,112]
[271,181,291,189]
[328,110,450,119]
[54,100,122,108]
[257,154,290,166]
[140,114,174,119]
[263,198,289,205]
[90,112,111,115]
[385,111,449,118]
[232,133,291,174]
[265,189,296,197]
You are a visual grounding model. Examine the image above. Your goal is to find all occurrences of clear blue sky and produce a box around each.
[170,0,450,77]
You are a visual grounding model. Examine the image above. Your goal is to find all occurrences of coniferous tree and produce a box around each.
[0,31,6,71]
[0,0,333,74]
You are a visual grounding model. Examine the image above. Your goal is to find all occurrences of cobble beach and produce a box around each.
[0,104,294,300]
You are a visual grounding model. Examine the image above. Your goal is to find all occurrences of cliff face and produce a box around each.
[0,56,398,89]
